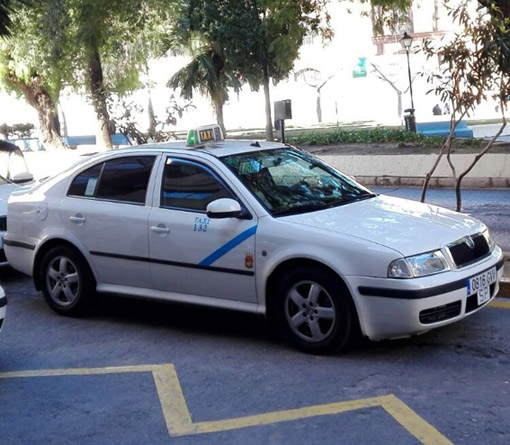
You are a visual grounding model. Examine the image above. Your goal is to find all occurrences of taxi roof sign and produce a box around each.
[186,124,224,147]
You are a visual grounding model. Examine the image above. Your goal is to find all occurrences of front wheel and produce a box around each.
[40,246,95,316]
[275,266,354,354]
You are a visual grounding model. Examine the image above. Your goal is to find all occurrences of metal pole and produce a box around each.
[279,120,285,144]
[406,50,415,111]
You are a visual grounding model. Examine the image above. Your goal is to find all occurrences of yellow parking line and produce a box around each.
[489,300,510,309]
[0,363,453,444]
[0,364,156,379]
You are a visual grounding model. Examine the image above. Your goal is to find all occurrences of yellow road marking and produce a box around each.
[490,300,510,309]
[0,363,453,443]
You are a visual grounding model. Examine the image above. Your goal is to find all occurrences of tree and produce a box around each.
[0,2,69,149]
[168,44,240,136]
[166,0,247,136]
[65,0,163,148]
[168,0,332,141]
[294,68,335,123]
[420,0,510,211]
[240,0,332,141]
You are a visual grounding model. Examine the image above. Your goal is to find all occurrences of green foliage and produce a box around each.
[424,0,510,115]
[0,2,70,101]
[0,0,26,37]
[109,93,194,144]
[286,128,447,146]
[242,0,332,87]
[0,122,34,138]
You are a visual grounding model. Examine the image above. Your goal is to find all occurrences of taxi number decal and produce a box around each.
[194,217,210,232]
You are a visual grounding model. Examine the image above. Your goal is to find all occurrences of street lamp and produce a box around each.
[400,31,416,132]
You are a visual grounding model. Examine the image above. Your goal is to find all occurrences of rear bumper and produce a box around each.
[350,248,504,340]
[4,236,36,276]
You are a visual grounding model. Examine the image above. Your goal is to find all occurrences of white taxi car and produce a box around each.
[4,125,504,353]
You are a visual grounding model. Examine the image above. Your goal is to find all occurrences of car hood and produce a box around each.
[282,194,483,257]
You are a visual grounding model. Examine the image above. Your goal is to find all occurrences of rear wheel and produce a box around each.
[275,266,353,353]
[40,246,95,315]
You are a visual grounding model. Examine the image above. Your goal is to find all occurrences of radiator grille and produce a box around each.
[447,234,490,268]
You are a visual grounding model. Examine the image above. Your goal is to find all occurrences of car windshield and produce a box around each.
[221,147,375,216]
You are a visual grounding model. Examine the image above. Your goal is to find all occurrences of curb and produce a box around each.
[355,175,510,188]
[500,278,510,299]
[498,253,510,298]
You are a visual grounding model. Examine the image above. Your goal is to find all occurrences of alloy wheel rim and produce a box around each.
[284,280,336,343]
[46,256,80,306]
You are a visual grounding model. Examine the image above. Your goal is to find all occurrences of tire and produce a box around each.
[274,266,353,354]
[40,246,95,316]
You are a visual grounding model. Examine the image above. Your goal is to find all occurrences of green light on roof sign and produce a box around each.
[352,57,367,78]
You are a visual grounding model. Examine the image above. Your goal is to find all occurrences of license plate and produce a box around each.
[467,267,497,306]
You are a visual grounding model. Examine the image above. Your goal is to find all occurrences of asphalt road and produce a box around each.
[374,187,510,253]
[1,185,509,444]
[1,266,510,444]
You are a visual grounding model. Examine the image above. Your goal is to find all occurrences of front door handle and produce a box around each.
[151,224,170,234]
[69,215,86,224]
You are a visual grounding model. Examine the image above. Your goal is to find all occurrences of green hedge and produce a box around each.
[284,128,481,147]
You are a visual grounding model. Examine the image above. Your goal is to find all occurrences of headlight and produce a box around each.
[388,251,450,279]
[482,228,496,252]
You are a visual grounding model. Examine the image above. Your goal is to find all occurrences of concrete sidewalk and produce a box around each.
[315,150,510,188]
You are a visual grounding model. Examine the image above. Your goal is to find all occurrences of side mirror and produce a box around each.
[11,172,34,184]
[206,198,243,219]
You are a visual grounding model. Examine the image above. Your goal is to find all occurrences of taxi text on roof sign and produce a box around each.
[186,124,224,147]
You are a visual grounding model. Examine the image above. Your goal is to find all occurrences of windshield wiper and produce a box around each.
[271,202,331,216]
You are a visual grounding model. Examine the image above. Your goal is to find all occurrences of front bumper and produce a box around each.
[350,248,504,340]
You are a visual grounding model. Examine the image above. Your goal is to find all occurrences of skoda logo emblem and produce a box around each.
[464,236,475,249]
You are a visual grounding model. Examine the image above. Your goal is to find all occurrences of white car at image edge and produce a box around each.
[0,285,6,333]
[1,140,34,265]
[4,125,505,353]
[0,178,20,265]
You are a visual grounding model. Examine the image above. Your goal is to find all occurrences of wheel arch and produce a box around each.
[33,238,95,291]
[265,258,361,331]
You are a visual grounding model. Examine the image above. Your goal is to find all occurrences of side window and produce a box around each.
[96,157,156,204]
[68,156,156,204]
[161,158,232,211]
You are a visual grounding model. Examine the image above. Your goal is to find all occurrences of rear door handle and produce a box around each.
[151,224,170,234]
[69,215,86,224]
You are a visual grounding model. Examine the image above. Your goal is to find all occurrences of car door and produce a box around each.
[60,155,157,288]
[148,156,258,303]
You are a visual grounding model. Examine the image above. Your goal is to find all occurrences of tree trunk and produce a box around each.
[316,91,322,123]
[8,74,67,150]
[263,65,274,141]
[454,119,506,211]
[147,97,157,139]
[214,99,226,137]
[88,48,112,149]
